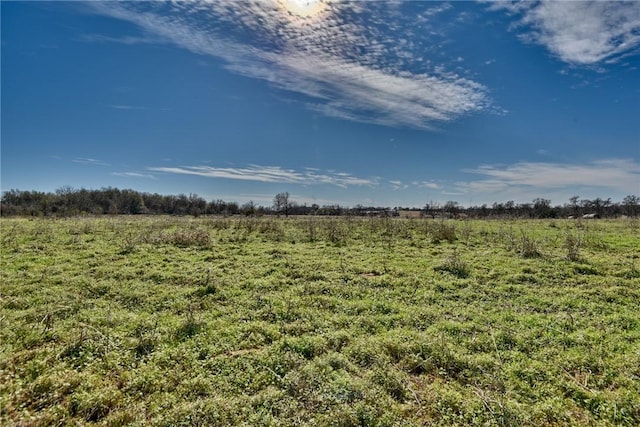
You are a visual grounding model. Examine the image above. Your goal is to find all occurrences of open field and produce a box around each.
[1,216,639,426]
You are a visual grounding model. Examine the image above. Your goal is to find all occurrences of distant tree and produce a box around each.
[207,199,226,215]
[622,195,639,216]
[318,204,343,216]
[188,193,206,217]
[55,185,75,197]
[443,201,459,218]
[288,200,302,215]
[142,192,164,214]
[568,195,580,217]
[225,201,239,216]
[492,202,505,217]
[172,194,189,215]
[502,200,514,217]
[601,198,612,218]
[424,201,440,219]
[273,192,291,216]
[533,198,553,218]
[589,197,610,218]
[518,202,533,218]
[241,201,256,216]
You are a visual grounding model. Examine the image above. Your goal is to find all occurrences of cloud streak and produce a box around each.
[389,180,408,190]
[112,172,156,179]
[90,1,489,129]
[73,157,110,167]
[415,181,441,190]
[109,104,147,111]
[491,1,640,66]
[148,164,377,188]
[459,158,639,194]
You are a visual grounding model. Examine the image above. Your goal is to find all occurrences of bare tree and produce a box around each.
[622,195,639,216]
[273,192,290,216]
[568,195,580,217]
[443,201,459,218]
[424,201,440,219]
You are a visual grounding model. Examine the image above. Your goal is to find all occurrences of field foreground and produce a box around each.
[1,216,639,426]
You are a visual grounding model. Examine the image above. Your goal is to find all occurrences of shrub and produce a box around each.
[429,221,457,243]
[564,232,582,261]
[169,229,211,247]
[175,305,203,340]
[322,219,349,246]
[435,250,470,278]
[132,322,158,358]
[515,231,541,258]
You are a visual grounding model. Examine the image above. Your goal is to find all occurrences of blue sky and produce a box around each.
[2,0,639,207]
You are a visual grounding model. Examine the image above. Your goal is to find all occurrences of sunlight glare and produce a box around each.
[280,0,327,19]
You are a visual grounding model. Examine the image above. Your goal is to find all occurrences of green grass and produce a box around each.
[1,216,639,426]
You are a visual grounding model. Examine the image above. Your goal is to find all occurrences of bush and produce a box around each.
[169,229,211,247]
[565,232,582,261]
[435,250,470,278]
[513,231,541,258]
[429,221,457,243]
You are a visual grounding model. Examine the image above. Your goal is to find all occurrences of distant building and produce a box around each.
[397,210,422,219]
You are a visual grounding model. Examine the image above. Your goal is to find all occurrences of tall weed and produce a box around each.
[428,221,457,243]
[508,230,541,258]
[564,232,582,261]
[435,250,470,278]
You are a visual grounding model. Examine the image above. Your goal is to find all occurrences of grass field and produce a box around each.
[1,216,639,426]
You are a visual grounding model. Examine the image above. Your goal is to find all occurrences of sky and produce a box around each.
[2,0,639,208]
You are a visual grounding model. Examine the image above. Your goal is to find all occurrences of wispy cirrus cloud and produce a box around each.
[366,159,639,204]
[148,164,377,188]
[73,157,110,166]
[389,180,408,190]
[458,158,640,194]
[490,1,640,66]
[89,1,489,129]
[79,33,159,46]
[108,104,147,111]
[415,181,441,190]
[112,172,156,179]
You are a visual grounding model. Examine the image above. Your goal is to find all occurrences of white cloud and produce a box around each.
[90,1,489,129]
[112,172,156,179]
[389,180,408,190]
[109,104,147,110]
[492,1,640,66]
[147,164,377,188]
[419,2,453,20]
[73,157,110,166]
[79,33,158,45]
[417,181,441,190]
[458,158,640,194]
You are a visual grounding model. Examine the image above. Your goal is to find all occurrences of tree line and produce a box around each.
[422,196,639,219]
[1,187,638,218]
